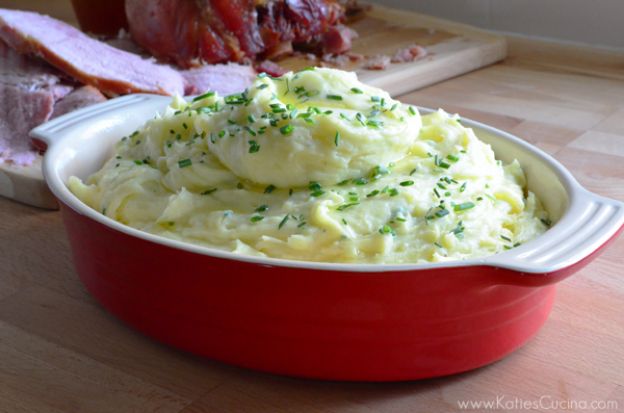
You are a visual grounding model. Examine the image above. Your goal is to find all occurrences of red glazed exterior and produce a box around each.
[61,200,610,381]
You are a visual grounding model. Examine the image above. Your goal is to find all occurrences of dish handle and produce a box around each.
[30,94,171,149]
[484,189,624,286]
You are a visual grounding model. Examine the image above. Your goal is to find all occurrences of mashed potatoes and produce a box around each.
[69,67,549,264]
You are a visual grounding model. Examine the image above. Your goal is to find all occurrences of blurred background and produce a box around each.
[375,0,624,49]
[0,0,622,49]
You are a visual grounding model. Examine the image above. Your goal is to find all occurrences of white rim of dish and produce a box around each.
[32,94,624,275]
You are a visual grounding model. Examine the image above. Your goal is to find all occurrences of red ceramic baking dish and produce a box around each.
[31,94,624,381]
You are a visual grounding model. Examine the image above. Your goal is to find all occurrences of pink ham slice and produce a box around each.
[182,63,256,96]
[51,86,107,119]
[0,41,70,165]
[0,8,185,96]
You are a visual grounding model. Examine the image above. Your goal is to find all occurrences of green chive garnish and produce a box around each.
[334,131,340,146]
[350,88,363,94]
[192,91,215,102]
[327,94,343,101]
[399,180,414,187]
[248,140,260,153]
[250,215,264,223]
[378,225,396,236]
[454,202,475,211]
[337,202,359,211]
[178,159,192,168]
[280,124,294,135]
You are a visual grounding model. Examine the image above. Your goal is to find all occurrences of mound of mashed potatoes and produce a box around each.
[69,67,549,264]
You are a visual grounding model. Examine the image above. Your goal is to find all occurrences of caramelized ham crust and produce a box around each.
[125,0,349,67]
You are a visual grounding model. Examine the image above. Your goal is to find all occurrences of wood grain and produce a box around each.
[1,8,624,413]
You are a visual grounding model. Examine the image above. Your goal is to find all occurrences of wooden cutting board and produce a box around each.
[0,2,506,210]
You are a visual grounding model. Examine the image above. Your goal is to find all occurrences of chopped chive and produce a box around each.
[378,224,396,236]
[178,159,192,168]
[370,165,389,180]
[353,177,368,185]
[133,160,143,165]
[334,131,340,147]
[435,208,449,218]
[447,154,460,162]
[366,190,380,198]
[201,188,218,195]
[370,96,380,102]
[256,83,268,90]
[500,235,512,242]
[280,124,294,135]
[540,218,552,227]
[250,215,264,223]
[248,140,260,153]
[399,180,414,187]
[264,184,276,194]
[355,112,366,126]
[434,242,443,248]
[450,221,465,238]
[247,115,256,123]
[388,188,399,197]
[192,91,215,102]
[366,120,382,128]
[327,94,343,101]
[454,202,475,211]
[337,202,359,211]
[459,182,467,192]
[350,87,363,94]
[255,204,269,213]
[433,188,440,198]
[408,106,416,116]
[278,215,290,229]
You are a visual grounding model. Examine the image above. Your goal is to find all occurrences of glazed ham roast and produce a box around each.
[125,0,353,67]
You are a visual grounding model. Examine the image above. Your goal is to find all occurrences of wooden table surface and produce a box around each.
[1,3,624,411]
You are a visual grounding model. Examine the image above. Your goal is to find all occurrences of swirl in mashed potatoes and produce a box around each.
[68,67,549,263]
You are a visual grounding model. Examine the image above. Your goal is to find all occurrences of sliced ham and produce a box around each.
[0,8,185,96]
[181,63,256,96]
[51,86,107,119]
[0,42,66,165]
